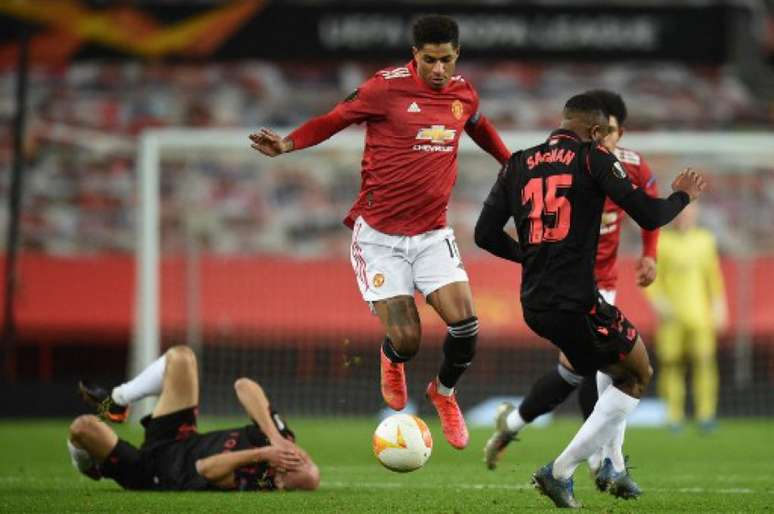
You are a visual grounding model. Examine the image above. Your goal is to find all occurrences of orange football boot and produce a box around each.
[380,349,407,410]
[426,378,469,449]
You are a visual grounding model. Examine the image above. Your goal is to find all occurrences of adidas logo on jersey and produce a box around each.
[407,102,421,113]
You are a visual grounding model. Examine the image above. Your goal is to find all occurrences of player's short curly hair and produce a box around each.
[585,89,628,126]
[412,15,459,49]
[563,93,609,126]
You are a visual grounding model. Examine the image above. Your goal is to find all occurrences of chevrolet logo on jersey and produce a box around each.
[416,125,456,145]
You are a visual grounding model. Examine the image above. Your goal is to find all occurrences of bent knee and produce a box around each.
[166,345,197,368]
[645,365,654,383]
[233,377,257,393]
[633,365,654,390]
[611,369,651,397]
[70,415,101,440]
[389,328,421,357]
[627,365,653,390]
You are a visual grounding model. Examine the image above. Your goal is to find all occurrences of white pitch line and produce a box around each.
[320,481,773,495]
[321,481,533,491]
[658,487,753,494]
[670,475,774,483]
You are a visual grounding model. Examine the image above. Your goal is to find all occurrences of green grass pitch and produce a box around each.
[1,417,772,512]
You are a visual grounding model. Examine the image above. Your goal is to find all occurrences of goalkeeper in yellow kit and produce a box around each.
[647,202,727,431]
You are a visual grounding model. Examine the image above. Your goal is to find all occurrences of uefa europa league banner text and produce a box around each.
[0,2,735,65]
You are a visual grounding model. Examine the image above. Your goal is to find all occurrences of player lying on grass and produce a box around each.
[68,345,319,491]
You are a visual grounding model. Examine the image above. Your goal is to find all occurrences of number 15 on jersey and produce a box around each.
[522,174,573,244]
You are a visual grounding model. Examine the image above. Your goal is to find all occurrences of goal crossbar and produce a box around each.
[133,129,774,391]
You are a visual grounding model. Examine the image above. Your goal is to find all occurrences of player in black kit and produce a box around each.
[68,345,319,492]
[474,93,705,508]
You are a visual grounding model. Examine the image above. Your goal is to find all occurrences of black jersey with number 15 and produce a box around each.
[485,129,655,313]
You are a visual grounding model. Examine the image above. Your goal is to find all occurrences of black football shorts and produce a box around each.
[98,439,153,490]
[98,408,199,491]
[523,294,640,375]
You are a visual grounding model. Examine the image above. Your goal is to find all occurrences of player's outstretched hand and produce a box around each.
[249,128,293,157]
[671,168,706,201]
[636,256,657,287]
[264,445,305,472]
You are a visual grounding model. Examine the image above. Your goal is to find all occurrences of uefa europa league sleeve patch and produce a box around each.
[612,161,628,179]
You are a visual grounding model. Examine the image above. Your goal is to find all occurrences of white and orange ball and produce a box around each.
[372,413,433,472]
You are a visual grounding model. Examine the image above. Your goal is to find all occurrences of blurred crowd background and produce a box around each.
[1,59,772,255]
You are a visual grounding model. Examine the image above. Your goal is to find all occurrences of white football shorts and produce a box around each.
[349,216,469,303]
[599,288,617,306]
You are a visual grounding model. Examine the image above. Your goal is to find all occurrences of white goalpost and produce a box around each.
[133,129,773,416]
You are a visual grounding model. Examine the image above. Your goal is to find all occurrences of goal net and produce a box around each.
[135,129,774,418]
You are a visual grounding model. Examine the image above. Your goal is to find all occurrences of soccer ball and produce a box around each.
[372,413,433,472]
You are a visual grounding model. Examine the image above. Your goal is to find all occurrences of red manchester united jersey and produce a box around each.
[595,147,659,290]
[332,61,481,235]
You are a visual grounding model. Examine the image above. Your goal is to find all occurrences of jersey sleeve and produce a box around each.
[288,75,387,150]
[465,87,482,127]
[476,157,524,263]
[588,145,637,204]
[483,158,516,212]
[330,75,387,124]
[590,145,688,230]
[637,157,659,197]
[466,116,511,165]
[234,465,277,491]
[287,111,352,150]
[637,157,660,259]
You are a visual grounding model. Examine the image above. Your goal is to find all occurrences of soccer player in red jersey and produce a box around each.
[483,91,661,495]
[249,15,510,449]
[593,90,659,306]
